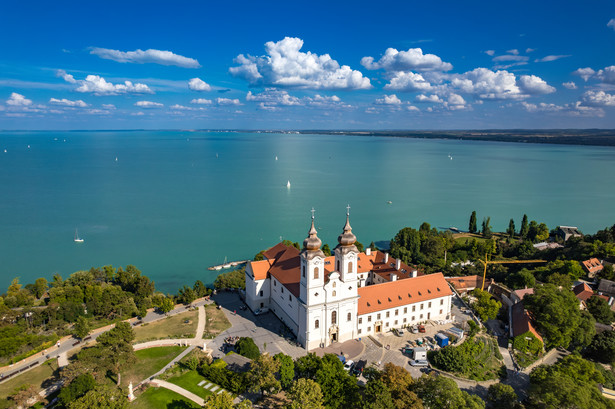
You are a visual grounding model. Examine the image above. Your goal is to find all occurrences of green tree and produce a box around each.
[507,269,536,290]
[294,353,322,379]
[356,241,365,252]
[236,337,260,360]
[213,268,246,290]
[380,363,423,409]
[193,280,210,297]
[363,379,395,409]
[67,384,128,409]
[390,227,421,264]
[73,316,91,339]
[58,373,96,407]
[486,383,521,409]
[157,296,175,314]
[414,374,485,409]
[528,354,613,409]
[586,331,615,364]
[33,277,48,299]
[469,211,478,234]
[286,378,325,409]
[482,217,492,239]
[177,285,197,305]
[507,219,516,239]
[525,284,596,349]
[314,354,360,409]
[586,295,615,324]
[248,353,280,396]
[601,264,615,281]
[472,289,501,321]
[322,244,332,256]
[520,214,529,239]
[369,241,379,251]
[273,353,295,389]
[203,391,235,409]
[95,322,136,385]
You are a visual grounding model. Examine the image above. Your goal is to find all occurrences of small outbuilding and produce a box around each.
[413,347,427,360]
[435,333,449,347]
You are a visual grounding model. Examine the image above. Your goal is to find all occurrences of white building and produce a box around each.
[245,212,453,350]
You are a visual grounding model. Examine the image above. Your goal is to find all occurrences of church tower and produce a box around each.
[334,205,359,284]
[299,209,325,307]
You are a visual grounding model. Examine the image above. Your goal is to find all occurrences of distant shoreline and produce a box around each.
[290,129,615,147]
[3,129,615,147]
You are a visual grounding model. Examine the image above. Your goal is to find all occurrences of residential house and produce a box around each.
[582,258,604,279]
[557,226,583,242]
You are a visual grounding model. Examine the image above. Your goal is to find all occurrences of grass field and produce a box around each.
[203,304,231,339]
[133,310,198,343]
[121,346,186,388]
[131,386,201,409]
[0,359,59,400]
[167,370,213,400]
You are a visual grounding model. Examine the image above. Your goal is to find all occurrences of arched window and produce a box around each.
[332,290,336,297]
[337,260,340,271]
[347,312,351,321]
[313,267,319,280]
[315,319,319,329]
[348,262,353,274]
[331,311,337,324]
[332,281,336,288]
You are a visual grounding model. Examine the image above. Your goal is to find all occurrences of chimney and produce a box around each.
[396,259,401,270]
[384,253,389,263]
[391,274,397,282]
[411,270,418,278]
[365,247,371,256]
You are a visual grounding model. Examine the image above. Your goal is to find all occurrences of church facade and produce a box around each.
[244,212,453,350]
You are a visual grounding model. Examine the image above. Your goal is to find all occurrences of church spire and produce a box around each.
[338,204,357,247]
[303,207,323,252]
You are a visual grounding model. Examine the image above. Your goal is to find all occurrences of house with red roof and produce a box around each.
[245,210,453,350]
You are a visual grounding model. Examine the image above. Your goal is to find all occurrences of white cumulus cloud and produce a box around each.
[492,54,529,62]
[608,19,615,30]
[89,47,200,68]
[596,66,615,84]
[134,101,163,108]
[191,98,212,105]
[361,47,452,72]
[215,98,241,106]
[229,37,371,90]
[580,90,615,107]
[506,49,520,55]
[384,71,432,92]
[188,78,211,91]
[415,94,443,103]
[573,67,596,82]
[562,81,577,90]
[535,55,571,62]
[484,50,495,56]
[57,71,154,95]
[374,94,402,105]
[6,92,32,106]
[517,75,556,95]
[49,98,88,107]
[246,89,301,106]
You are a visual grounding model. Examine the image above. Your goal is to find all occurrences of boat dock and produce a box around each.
[207,260,249,271]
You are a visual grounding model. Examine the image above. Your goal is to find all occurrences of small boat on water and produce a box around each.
[74,229,84,243]
[287,180,291,188]
[275,156,278,161]
[386,200,392,204]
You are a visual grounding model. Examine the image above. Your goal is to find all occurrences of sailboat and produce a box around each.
[287,180,291,189]
[222,256,232,269]
[74,229,84,243]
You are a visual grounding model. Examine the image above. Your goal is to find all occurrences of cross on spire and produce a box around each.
[346,204,351,216]
[311,207,315,220]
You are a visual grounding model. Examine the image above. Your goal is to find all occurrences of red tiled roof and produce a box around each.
[250,259,273,281]
[512,288,534,301]
[511,302,543,342]
[582,258,603,272]
[267,245,301,298]
[573,282,594,302]
[357,273,452,315]
[446,275,482,291]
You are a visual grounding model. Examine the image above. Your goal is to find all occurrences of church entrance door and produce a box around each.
[375,324,382,333]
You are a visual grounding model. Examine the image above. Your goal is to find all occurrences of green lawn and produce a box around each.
[203,304,231,339]
[167,370,214,400]
[121,346,186,388]
[134,310,198,343]
[0,359,59,400]
[131,386,201,409]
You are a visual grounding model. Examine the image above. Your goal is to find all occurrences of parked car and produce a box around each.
[411,326,419,334]
[410,359,429,367]
[418,325,426,333]
[254,307,269,315]
[352,360,366,376]
[397,328,405,335]
[344,360,355,372]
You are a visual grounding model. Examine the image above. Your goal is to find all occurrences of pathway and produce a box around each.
[150,379,205,406]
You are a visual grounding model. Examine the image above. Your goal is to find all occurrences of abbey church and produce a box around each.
[244,211,453,350]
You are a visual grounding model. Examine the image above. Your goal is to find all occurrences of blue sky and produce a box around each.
[1,0,614,129]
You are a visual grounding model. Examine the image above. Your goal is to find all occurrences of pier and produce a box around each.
[207,260,248,271]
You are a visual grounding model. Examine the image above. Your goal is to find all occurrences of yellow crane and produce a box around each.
[479,254,547,290]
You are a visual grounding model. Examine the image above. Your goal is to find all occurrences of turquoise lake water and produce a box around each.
[1,130,614,293]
